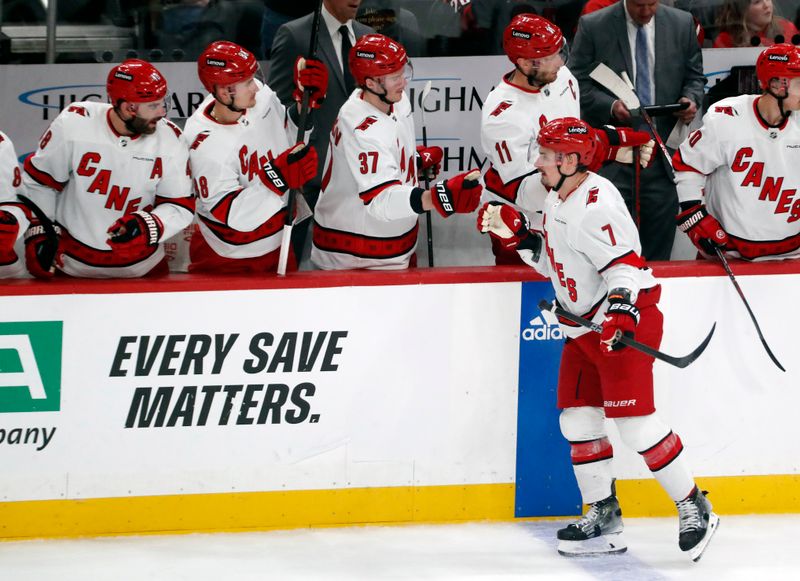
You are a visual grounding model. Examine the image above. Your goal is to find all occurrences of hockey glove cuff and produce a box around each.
[431,170,482,218]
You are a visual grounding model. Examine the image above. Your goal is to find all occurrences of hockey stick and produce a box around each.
[538,300,716,369]
[17,193,59,273]
[589,64,674,177]
[714,248,785,372]
[632,145,641,228]
[419,80,434,267]
[277,0,324,276]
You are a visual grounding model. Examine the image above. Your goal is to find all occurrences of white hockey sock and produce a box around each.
[615,414,695,502]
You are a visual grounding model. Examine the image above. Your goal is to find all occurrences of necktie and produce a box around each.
[635,25,652,107]
[340,25,355,94]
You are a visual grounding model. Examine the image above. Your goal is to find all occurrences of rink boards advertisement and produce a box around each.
[2,266,800,538]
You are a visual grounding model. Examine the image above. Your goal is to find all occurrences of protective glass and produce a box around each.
[381,62,414,91]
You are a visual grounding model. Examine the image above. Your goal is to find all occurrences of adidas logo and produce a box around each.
[522,316,563,341]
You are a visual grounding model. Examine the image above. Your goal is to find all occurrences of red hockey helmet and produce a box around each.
[107,59,167,104]
[503,14,564,63]
[349,34,408,86]
[197,41,259,93]
[756,43,800,90]
[537,117,597,167]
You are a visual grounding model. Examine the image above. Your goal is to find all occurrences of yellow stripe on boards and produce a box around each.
[0,483,516,541]
[616,474,800,517]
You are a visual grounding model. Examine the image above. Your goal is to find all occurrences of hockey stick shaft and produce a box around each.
[538,300,715,369]
[278,0,324,276]
[420,80,434,267]
[714,248,785,371]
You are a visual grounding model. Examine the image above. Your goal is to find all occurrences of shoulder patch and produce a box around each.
[489,100,513,117]
[713,105,735,117]
[190,131,211,151]
[585,187,599,206]
[67,105,88,117]
[355,116,379,132]
[164,119,182,138]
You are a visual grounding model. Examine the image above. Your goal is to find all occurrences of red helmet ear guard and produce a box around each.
[197,41,259,93]
[756,43,800,91]
[503,14,564,63]
[348,34,408,86]
[107,59,167,104]
[537,117,597,167]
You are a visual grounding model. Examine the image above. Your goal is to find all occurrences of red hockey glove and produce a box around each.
[24,219,61,279]
[430,170,482,218]
[600,288,640,353]
[416,145,443,181]
[0,210,19,264]
[107,210,163,262]
[260,143,318,196]
[293,57,328,110]
[590,126,654,172]
[676,203,729,255]
[477,202,530,250]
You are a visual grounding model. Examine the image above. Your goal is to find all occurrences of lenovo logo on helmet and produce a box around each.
[356,51,375,59]
[768,54,789,62]
[114,71,134,82]
[511,30,531,40]
[206,58,227,67]
[568,126,588,135]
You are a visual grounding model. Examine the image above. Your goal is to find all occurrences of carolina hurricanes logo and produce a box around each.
[190,132,210,150]
[67,105,87,116]
[355,116,379,131]
[490,101,512,117]
[714,106,734,116]
[586,187,599,206]
[538,114,547,129]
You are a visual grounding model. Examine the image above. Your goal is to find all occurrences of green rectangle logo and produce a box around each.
[0,321,62,413]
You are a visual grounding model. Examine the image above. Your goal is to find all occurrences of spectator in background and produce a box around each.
[714,0,799,47]
[569,0,706,261]
[261,0,317,58]
[268,0,374,262]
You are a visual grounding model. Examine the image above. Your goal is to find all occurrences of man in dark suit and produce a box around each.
[569,0,706,261]
[268,0,374,259]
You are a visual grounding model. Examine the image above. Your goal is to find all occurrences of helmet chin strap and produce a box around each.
[763,82,793,126]
[214,86,246,113]
[115,105,145,136]
[553,158,579,192]
[516,64,546,89]
[364,79,394,106]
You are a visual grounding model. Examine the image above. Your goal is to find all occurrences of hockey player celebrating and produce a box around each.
[0,130,29,278]
[478,118,718,561]
[22,59,194,278]
[184,41,327,273]
[481,14,654,264]
[310,33,480,270]
[674,43,800,261]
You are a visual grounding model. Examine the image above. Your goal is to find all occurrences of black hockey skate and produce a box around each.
[557,494,627,556]
[676,487,720,562]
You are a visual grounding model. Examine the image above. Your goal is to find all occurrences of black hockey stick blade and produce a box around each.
[538,300,716,369]
[17,193,59,272]
[714,248,786,372]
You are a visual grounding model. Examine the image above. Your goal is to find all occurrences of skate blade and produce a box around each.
[558,532,627,557]
[688,513,720,562]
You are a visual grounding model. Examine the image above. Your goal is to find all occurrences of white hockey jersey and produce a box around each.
[480,66,580,215]
[0,130,29,277]
[674,95,800,260]
[22,101,193,278]
[183,81,302,260]
[521,172,657,339]
[311,90,421,270]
